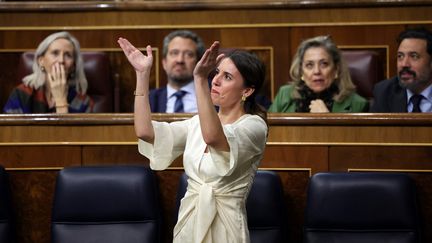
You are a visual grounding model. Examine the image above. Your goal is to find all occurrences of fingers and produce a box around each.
[309,99,329,113]
[216,53,225,64]
[47,63,67,87]
[146,45,153,58]
[117,37,136,56]
[209,41,220,54]
[59,63,66,85]
[207,41,220,60]
[200,41,221,66]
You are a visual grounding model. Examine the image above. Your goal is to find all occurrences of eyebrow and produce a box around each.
[397,51,420,55]
[222,70,234,78]
[304,59,330,63]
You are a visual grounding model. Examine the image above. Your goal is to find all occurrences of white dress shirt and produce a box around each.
[407,84,432,112]
[166,81,198,113]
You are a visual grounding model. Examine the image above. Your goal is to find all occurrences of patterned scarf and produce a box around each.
[294,81,339,112]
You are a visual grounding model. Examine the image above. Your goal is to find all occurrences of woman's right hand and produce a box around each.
[47,62,68,106]
[118,38,154,142]
[118,38,153,73]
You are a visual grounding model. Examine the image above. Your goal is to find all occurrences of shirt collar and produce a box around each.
[167,81,195,98]
[407,83,432,102]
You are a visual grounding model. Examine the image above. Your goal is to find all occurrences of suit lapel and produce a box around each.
[389,80,408,112]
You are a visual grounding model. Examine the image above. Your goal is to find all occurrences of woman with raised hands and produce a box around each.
[118,37,268,243]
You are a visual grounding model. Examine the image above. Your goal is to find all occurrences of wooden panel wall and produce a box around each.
[0,2,432,111]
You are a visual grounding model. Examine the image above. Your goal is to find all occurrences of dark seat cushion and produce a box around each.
[246,170,287,243]
[0,166,14,243]
[52,166,162,243]
[304,172,420,243]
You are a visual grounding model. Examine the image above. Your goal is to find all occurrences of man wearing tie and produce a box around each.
[371,27,432,112]
[149,30,205,113]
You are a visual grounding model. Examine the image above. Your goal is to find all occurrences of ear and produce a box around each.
[162,58,168,72]
[37,55,45,67]
[243,87,255,98]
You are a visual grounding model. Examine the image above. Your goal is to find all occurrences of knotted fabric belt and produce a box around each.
[187,178,243,242]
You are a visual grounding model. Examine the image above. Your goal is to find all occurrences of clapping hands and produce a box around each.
[193,41,225,83]
[118,38,153,73]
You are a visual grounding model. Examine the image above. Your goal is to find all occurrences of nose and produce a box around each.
[58,54,65,64]
[399,56,410,68]
[175,53,185,63]
[212,73,221,86]
[312,64,321,74]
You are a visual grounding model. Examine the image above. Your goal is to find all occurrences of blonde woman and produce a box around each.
[4,31,93,113]
[270,36,368,113]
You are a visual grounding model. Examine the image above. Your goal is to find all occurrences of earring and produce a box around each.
[40,66,45,72]
[335,73,339,79]
[301,75,304,80]
[241,95,247,102]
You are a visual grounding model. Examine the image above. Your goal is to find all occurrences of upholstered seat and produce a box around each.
[175,170,287,242]
[342,50,383,99]
[0,166,14,243]
[304,172,420,243]
[246,170,287,242]
[17,51,116,112]
[51,166,162,243]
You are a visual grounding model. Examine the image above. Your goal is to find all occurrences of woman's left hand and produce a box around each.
[47,62,68,106]
[193,41,225,83]
[309,99,330,113]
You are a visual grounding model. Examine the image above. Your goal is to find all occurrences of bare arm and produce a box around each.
[118,38,155,143]
[193,41,229,151]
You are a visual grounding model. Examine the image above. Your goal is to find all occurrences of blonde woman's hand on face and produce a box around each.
[47,62,68,106]
[309,99,330,113]
[118,38,153,73]
[193,41,225,84]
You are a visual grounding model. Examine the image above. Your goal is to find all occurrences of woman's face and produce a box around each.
[210,58,251,108]
[38,38,75,77]
[301,46,338,93]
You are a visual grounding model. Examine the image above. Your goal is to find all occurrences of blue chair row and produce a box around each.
[0,166,422,243]
[52,167,288,243]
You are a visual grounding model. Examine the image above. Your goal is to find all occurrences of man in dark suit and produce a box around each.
[370,27,432,112]
[149,30,205,113]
